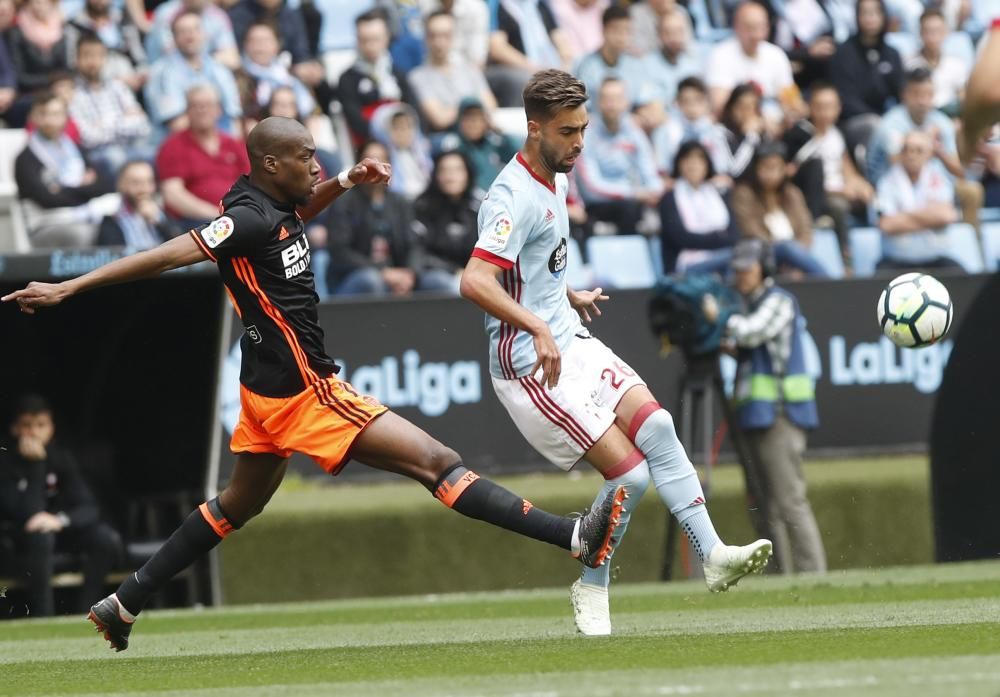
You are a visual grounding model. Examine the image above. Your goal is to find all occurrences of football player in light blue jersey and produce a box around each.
[461,69,772,636]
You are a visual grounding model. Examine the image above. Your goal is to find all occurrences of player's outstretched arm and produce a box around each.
[1,233,209,314]
[567,287,609,324]
[460,256,562,388]
[296,157,392,223]
[961,20,1000,163]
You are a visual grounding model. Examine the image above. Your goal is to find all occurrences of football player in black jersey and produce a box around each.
[3,117,625,651]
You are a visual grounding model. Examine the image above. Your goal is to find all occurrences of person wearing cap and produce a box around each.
[705,238,826,575]
[441,96,519,192]
[408,10,497,133]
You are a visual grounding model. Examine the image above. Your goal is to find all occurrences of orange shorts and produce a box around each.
[230,377,388,475]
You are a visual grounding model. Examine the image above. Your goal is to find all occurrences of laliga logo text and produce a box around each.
[342,350,482,417]
[829,336,953,394]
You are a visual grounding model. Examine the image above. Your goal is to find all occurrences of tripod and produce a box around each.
[660,352,773,580]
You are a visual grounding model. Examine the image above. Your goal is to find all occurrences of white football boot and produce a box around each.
[570,579,612,636]
[703,539,773,592]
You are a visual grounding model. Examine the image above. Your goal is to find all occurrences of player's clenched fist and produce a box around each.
[1,281,70,314]
[348,157,392,186]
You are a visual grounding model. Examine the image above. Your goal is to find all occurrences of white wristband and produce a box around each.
[337,169,355,189]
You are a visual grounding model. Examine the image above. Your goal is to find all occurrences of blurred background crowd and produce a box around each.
[0,0,998,296]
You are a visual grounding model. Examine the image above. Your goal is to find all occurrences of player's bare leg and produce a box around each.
[615,385,771,591]
[89,453,289,651]
[350,410,625,567]
[571,423,652,635]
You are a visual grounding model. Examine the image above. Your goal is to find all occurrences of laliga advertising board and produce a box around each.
[212,273,990,485]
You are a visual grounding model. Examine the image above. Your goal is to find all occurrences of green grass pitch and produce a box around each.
[4,561,1000,696]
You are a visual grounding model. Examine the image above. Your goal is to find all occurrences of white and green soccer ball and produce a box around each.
[877,273,953,348]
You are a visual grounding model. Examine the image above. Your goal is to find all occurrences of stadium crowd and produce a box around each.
[1,0,998,295]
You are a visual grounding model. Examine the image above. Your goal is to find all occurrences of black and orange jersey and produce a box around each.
[190,175,340,397]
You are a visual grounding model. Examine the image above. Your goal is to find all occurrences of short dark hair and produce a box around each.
[13,394,51,421]
[807,80,838,99]
[904,67,934,88]
[356,8,388,27]
[29,90,62,114]
[919,7,945,25]
[602,4,630,27]
[673,139,715,180]
[76,31,105,54]
[117,158,152,182]
[676,76,707,96]
[246,20,279,40]
[522,69,588,122]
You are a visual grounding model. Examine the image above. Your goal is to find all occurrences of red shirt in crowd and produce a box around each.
[156,129,250,219]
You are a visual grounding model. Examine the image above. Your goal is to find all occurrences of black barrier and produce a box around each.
[214,272,990,485]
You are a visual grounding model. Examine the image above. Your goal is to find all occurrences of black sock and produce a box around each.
[116,498,236,616]
[433,464,575,550]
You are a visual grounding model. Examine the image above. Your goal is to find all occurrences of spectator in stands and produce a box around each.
[659,141,739,273]
[783,82,873,265]
[876,130,962,271]
[441,96,519,192]
[575,5,648,109]
[323,140,456,296]
[97,160,182,249]
[145,0,240,70]
[711,239,826,575]
[0,0,15,31]
[228,0,326,89]
[574,77,662,234]
[0,37,15,126]
[550,0,608,62]
[720,82,766,180]
[770,0,837,90]
[144,11,243,136]
[339,10,416,145]
[652,76,730,183]
[868,67,983,228]
[419,0,489,69]
[313,0,375,83]
[486,0,572,107]
[239,22,316,121]
[5,0,72,128]
[14,91,117,248]
[371,102,433,200]
[156,85,251,228]
[630,0,692,56]
[412,149,483,291]
[704,2,797,120]
[830,0,903,155]
[0,395,122,617]
[68,34,153,181]
[64,0,148,92]
[731,142,827,276]
[409,10,497,133]
[643,9,703,107]
[905,9,969,116]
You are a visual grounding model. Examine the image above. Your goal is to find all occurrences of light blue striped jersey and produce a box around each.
[472,153,584,380]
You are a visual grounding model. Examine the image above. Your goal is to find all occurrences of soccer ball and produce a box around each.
[876,273,953,348]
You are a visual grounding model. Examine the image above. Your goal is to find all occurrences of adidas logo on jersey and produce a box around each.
[545,209,555,222]
[278,226,290,241]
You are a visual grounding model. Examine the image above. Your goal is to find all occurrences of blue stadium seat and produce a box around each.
[983,222,1000,272]
[565,236,593,290]
[943,31,975,67]
[980,207,1000,223]
[885,32,919,61]
[810,229,845,279]
[586,235,657,289]
[944,223,984,272]
[848,227,883,277]
[648,236,665,280]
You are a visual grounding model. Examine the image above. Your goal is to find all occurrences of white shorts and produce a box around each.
[492,335,646,471]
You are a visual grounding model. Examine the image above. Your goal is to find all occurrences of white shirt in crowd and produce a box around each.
[704,37,794,99]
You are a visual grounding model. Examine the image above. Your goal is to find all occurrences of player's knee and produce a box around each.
[414,443,462,486]
[619,460,651,497]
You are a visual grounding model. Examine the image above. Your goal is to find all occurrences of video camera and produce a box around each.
[647,275,741,358]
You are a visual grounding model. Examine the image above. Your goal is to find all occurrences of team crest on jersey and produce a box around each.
[489,215,513,248]
[548,238,567,278]
[202,216,234,248]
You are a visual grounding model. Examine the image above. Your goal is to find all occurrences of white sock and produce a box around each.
[579,461,651,588]
[571,519,581,556]
[633,408,721,561]
[112,593,136,623]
